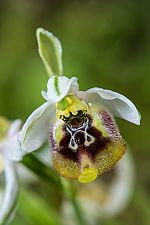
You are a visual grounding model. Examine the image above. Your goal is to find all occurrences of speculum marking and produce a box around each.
[58,115,109,161]
[66,117,95,151]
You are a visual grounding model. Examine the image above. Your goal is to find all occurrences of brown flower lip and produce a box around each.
[53,115,109,162]
[49,109,126,180]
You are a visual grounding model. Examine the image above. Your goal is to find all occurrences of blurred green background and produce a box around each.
[0,0,149,224]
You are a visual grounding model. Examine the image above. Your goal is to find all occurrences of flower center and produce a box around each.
[66,117,95,151]
[56,95,88,120]
[0,116,10,140]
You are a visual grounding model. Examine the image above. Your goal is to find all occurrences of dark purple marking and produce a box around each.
[85,126,109,158]
[49,114,110,162]
[100,111,120,139]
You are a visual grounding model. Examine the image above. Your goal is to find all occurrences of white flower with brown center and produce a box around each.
[19,75,140,183]
[0,117,23,224]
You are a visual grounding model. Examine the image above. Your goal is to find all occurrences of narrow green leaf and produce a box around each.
[19,189,62,225]
[22,154,62,190]
[36,28,63,77]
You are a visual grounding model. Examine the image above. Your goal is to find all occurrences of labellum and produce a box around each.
[49,95,126,183]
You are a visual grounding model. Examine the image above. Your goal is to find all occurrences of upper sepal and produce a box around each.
[36,28,63,77]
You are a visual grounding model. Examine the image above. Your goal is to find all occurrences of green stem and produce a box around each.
[62,179,86,225]
[22,155,86,225]
[71,195,86,225]
[22,154,62,191]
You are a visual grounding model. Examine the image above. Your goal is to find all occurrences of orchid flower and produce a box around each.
[19,28,141,184]
[0,117,23,224]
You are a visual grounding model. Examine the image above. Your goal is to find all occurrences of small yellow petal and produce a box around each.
[78,168,98,183]
[66,97,73,105]
[64,109,70,117]
[69,105,78,115]
[56,95,88,120]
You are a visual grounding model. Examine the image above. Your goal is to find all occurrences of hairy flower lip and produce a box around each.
[49,109,126,182]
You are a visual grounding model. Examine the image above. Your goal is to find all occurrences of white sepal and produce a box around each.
[19,102,55,152]
[0,158,19,225]
[36,28,63,77]
[2,134,25,162]
[7,120,22,138]
[84,87,141,125]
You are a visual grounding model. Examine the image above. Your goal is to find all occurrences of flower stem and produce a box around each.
[61,179,86,225]
[22,155,86,225]
[22,154,62,190]
[71,195,86,225]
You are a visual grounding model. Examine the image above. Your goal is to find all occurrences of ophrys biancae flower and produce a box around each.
[0,117,24,224]
[19,75,140,183]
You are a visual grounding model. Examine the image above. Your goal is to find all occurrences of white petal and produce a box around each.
[2,134,25,161]
[7,119,22,137]
[0,158,19,225]
[44,76,79,103]
[19,102,55,152]
[84,88,141,125]
[1,120,24,161]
